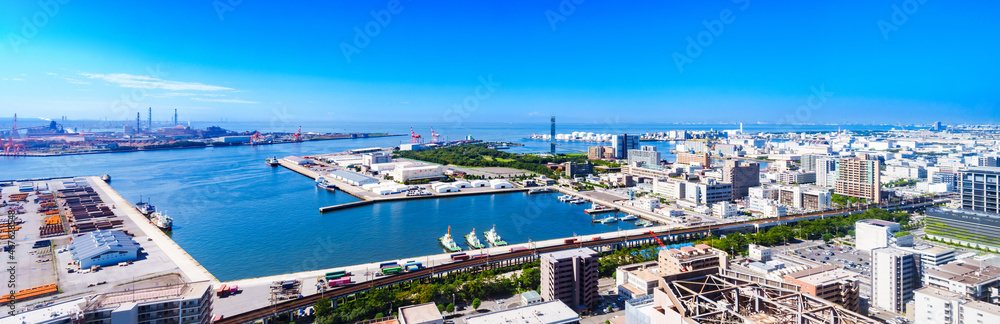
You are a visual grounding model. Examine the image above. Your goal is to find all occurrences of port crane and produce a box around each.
[249,131,263,145]
[410,127,422,144]
[647,230,666,248]
[2,114,26,156]
[292,126,302,142]
[430,127,441,143]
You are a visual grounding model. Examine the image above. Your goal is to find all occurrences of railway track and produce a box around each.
[217,196,943,324]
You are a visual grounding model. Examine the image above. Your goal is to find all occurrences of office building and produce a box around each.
[611,134,640,159]
[801,154,829,172]
[628,146,661,167]
[777,171,817,184]
[398,302,443,324]
[960,167,1000,213]
[562,161,593,178]
[361,152,391,166]
[82,281,214,324]
[925,208,1000,250]
[748,244,771,262]
[676,152,711,167]
[855,219,901,253]
[816,158,839,188]
[777,184,832,211]
[464,300,580,324]
[923,260,1000,303]
[722,159,760,200]
[587,146,615,160]
[976,156,999,167]
[835,156,882,203]
[658,244,728,275]
[68,230,141,268]
[783,265,864,313]
[886,165,926,179]
[540,248,599,311]
[894,244,957,266]
[684,179,732,204]
[872,247,921,313]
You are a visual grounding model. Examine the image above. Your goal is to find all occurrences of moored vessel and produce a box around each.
[465,228,486,249]
[151,211,173,230]
[439,226,462,252]
[483,224,507,246]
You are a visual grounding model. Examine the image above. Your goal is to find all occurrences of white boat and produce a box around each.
[643,222,656,227]
[619,214,638,221]
[465,229,486,249]
[570,198,585,204]
[600,216,618,224]
[151,211,172,230]
[316,177,336,191]
[484,225,508,246]
[439,226,462,252]
[557,195,572,202]
[590,203,605,210]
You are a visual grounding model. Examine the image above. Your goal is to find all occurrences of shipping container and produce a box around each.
[510,247,528,253]
[216,284,229,296]
[564,238,579,244]
[451,253,470,261]
[591,236,601,241]
[229,284,238,293]
[328,278,351,287]
[213,315,223,322]
[325,270,348,280]
[381,266,402,274]
[470,254,487,260]
[379,262,398,268]
[404,262,422,271]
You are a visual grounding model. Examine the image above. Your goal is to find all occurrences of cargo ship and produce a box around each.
[151,211,173,230]
[266,156,279,167]
[483,225,507,247]
[439,226,462,252]
[465,229,486,249]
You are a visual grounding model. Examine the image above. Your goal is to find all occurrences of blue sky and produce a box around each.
[0,0,997,124]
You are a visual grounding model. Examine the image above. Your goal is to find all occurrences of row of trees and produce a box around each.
[396,144,588,178]
[313,261,541,324]
[701,208,912,256]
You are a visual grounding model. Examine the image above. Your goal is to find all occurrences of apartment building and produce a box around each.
[658,244,728,275]
[723,159,760,200]
[541,248,599,311]
[676,152,711,167]
[923,260,1000,304]
[81,281,214,324]
[835,156,882,203]
[776,184,831,211]
[856,219,901,252]
[783,265,864,313]
[872,247,921,313]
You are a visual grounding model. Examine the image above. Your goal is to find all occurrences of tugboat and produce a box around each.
[151,211,173,230]
[483,225,508,247]
[266,156,279,167]
[439,226,462,252]
[100,174,111,182]
[465,228,486,249]
[135,197,155,217]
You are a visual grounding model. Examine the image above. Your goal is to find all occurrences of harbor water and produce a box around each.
[2,122,900,280]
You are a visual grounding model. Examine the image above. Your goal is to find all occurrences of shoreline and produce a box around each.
[4,134,405,157]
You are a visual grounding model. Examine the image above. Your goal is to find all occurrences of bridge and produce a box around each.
[217,195,944,324]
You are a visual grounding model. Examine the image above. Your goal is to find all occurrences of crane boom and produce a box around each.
[647,230,666,248]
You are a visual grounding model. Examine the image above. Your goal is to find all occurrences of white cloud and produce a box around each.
[80,72,233,91]
[2,78,25,81]
[191,97,258,104]
[63,78,91,85]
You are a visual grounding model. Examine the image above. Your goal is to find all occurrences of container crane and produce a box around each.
[293,126,302,142]
[250,131,263,145]
[431,127,441,143]
[410,127,422,144]
[647,230,666,248]
[3,114,25,156]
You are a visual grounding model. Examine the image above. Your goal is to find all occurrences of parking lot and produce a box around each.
[792,243,872,277]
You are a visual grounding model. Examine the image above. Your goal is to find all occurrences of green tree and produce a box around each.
[472,298,482,310]
[446,303,455,313]
[374,312,384,319]
[822,233,834,242]
[438,304,446,313]
[314,298,332,317]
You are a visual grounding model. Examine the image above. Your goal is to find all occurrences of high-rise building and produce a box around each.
[540,248,599,311]
[722,159,759,200]
[627,146,660,166]
[611,134,640,159]
[800,154,829,172]
[816,158,839,188]
[872,247,921,313]
[550,116,556,156]
[834,156,882,203]
[960,167,1000,213]
[855,219,901,253]
[563,161,593,178]
[676,152,711,167]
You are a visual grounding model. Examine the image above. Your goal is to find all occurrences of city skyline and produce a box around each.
[1,1,998,124]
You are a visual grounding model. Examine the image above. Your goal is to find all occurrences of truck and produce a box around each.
[328,278,351,287]
[451,253,469,261]
[325,270,348,280]
[404,262,422,271]
[381,265,403,275]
